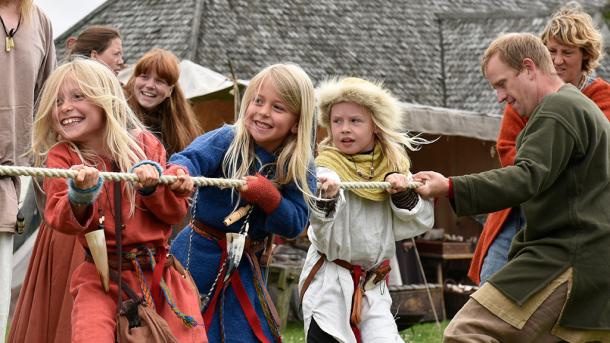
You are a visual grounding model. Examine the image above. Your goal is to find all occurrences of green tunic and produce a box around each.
[452,85,610,330]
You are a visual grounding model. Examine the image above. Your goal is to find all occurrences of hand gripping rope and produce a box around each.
[1,164,436,332]
[0,165,422,190]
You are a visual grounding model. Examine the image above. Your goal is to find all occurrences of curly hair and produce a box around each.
[540,3,603,74]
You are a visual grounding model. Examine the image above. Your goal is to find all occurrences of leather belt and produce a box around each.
[84,247,170,271]
[190,218,267,254]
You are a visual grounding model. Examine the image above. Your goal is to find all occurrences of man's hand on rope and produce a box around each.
[412,171,450,199]
[71,164,100,190]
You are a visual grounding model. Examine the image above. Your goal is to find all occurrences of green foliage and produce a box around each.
[281,320,449,343]
[604,3,610,23]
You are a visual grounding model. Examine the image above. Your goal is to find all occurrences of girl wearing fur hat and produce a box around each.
[299,77,434,342]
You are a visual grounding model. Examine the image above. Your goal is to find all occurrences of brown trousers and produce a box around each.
[444,283,568,343]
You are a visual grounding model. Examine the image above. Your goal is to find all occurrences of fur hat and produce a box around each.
[316,77,403,131]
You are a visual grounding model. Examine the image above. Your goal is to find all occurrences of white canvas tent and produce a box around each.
[401,103,501,142]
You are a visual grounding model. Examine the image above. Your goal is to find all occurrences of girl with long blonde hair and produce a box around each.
[169,63,316,342]
[22,58,206,342]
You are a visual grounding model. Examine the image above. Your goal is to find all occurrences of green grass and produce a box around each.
[281,320,449,343]
[5,319,448,343]
[400,321,448,343]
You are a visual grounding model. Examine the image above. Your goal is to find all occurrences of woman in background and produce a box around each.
[66,25,123,75]
[469,4,610,286]
[1,0,55,339]
[124,48,202,156]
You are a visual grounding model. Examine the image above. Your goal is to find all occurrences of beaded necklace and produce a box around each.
[577,73,594,91]
[348,148,375,180]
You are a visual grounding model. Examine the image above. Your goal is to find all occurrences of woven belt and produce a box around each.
[84,247,170,271]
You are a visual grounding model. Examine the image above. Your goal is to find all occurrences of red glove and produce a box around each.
[240,173,281,214]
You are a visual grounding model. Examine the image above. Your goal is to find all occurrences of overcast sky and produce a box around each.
[36,0,107,38]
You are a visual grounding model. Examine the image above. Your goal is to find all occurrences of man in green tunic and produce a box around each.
[414,32,610,343]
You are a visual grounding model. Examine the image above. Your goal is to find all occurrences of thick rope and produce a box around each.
[0,165,421,190]
[0,165,244,188]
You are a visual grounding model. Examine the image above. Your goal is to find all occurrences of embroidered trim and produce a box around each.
[67,177,103,205]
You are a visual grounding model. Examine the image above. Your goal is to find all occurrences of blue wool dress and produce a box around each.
[169,125,314,342]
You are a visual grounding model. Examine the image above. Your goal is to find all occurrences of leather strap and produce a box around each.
[299,254,325,302]
[232,271,272,343]
[113,168,124,342]
[84,249,170,271]
[299,253,392,343]
[245,247,282,341]
[191,219,224,240]
[109,269,141,303]
[191,218,267,254]
[193,220,280,342]
[258,234,274,267]
[333,258,355,271]
[298,253,356,302]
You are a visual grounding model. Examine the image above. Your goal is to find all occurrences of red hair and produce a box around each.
[124,48,202,155]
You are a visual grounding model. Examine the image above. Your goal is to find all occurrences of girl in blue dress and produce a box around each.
[170,63,316,343]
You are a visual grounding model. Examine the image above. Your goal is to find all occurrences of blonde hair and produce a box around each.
[223,63,316,205]
[19,0,33,23]
[317,77,426,173]
[31,58,147,212]
[540,4,603,74]
[482,33,555,77]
